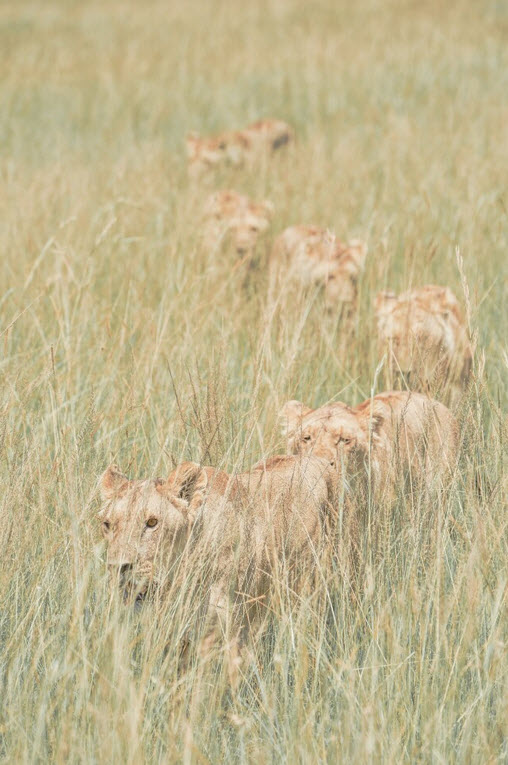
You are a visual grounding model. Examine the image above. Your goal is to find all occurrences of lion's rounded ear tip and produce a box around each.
[100,464,129,498]
[101,464,123,482]
[279,399,304,417]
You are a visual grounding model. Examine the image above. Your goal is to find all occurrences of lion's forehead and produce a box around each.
[302,407,361,437]
[103,480,164,520]
[380,302,441,330]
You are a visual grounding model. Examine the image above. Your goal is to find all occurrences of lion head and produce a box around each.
[203,190,274,256]
[98,462,208,604]
[279,398,384,472]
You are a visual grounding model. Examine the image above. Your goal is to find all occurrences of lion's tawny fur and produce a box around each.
[186,118,294,176]
[269,224,367,310]
[280,390,458,502]
[375,284,473,400]
[202,189,274,255]
[99,454,334,650]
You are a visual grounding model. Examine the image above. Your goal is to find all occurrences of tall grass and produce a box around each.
[0,0,506,761]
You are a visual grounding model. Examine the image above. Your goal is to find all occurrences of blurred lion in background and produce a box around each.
[269,225,367,313]
[375,285,472,402]
[202,189,274,257]
[186,118,294,177]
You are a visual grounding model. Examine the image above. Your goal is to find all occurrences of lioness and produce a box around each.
[186,118,294,177]
[280,390,458,502]
[99,454,333,662]
[375,285,473,401]
[202,189,274,256]
[269,225,367,311]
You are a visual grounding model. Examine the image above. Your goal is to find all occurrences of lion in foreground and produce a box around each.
[99,454,334,672]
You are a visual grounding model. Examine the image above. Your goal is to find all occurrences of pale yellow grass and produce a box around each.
[0,0,506,762]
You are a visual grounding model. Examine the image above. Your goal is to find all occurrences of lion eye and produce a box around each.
[146,518,158,528]
[102,521,111,533]
[249,225,259,233]
[303,435,312,442]
[340,437,352,444]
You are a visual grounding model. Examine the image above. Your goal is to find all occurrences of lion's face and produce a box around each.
[324,239,368,307]
[279,400,381,471]
[186,133,231,176]
[375,292,453,377]
[230,206,273,255]
[285,229,367,307]
[203,191,273,255]
[98,463,207,604]
[323,262,357,305]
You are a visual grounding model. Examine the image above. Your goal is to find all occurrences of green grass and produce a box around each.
[0,0,506,761]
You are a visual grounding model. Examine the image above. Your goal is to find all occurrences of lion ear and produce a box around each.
[100,465,129,500]
[358,401,385,438]
[375,290,397,317]
[279,400,312,438]
[162,462,208,513]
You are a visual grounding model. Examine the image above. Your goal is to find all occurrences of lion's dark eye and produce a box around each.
[146,518,158,528]
[102,521,110,533]
[250,226,259,233]
[303,435,312,442]
[340,437,352,444]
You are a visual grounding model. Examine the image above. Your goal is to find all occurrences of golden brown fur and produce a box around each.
[269,225,367,311]
[375,285,473,401]
[280,390,458,502]
[186,118,294,176]
[202,189,274,256]
[99,455,334,657]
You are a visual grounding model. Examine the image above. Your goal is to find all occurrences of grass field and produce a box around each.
[0,0,507,761]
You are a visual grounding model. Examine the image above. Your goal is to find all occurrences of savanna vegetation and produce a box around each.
[0,0,506,761]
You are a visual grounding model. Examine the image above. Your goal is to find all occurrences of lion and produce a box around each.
[98,454,334,672]
[269,225,367,311]
[202,189,274,256]
[279,390,458,503]
[186,118,294,177]
[375,285,473,401]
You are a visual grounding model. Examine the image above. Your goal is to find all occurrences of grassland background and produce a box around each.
[0,0,507,762]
